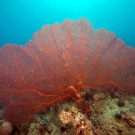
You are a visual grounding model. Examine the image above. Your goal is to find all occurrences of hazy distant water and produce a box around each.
[0,0,135,48]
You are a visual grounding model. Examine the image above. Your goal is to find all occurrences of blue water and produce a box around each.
[0,0,135,48]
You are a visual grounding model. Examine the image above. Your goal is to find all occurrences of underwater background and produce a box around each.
[0,0,135,48]
[0,1,135,135]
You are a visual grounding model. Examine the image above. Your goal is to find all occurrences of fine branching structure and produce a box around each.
[0,18,135,126]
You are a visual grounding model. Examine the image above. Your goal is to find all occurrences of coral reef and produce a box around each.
[4,87,135,135]
[59,107,93,135]
[0,18,135,127]
[121,111,135,127]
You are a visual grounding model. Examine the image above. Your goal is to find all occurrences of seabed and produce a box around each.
[0,87,135,135]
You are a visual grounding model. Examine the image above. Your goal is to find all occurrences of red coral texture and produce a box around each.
[0,18,135,126]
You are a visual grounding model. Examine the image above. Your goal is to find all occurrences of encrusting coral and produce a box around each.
[121,111,135,127]
[59,107,93,135]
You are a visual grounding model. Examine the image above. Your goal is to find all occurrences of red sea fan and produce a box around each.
[0,18,135,126]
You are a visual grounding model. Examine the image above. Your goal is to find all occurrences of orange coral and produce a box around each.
[0,18,135,126]
[59,107,93,135]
